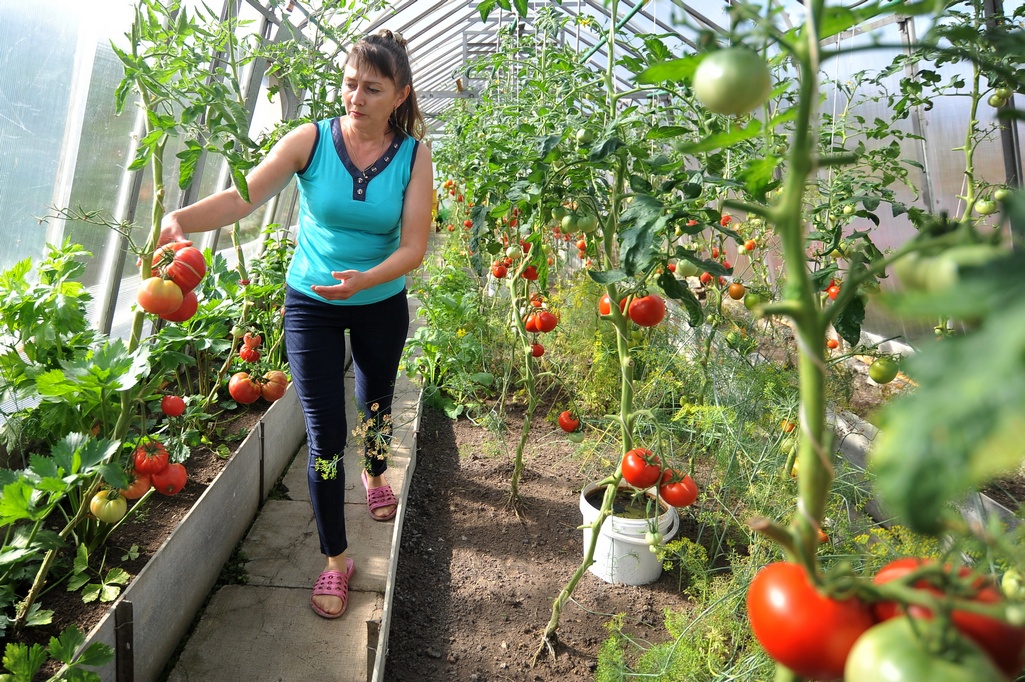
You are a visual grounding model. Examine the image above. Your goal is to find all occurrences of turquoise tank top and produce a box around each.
[287,117,419,305]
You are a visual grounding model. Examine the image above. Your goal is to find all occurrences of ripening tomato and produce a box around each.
[159,289,198,323]
[120,471,152,500]
[658,469,698,508]
[243,332,262,349]
[228,372,262,405]
[90,490,128,524]
[748,562,874,680]
[160,395,186,418]
[826,284,841,300]
[700,272,713,285]
[531,343,545,358]
[535,311,558,333]
[137,277,184,315]
[621,448,663,489]
[261,370,289,402]
[134,439,170,475]
[827,338,839,350]
[491,263,508,278]
[521,265,539,280]
[162,246,206,293]
[239,346,261,363]
[152,462,187,495]
[727,282,746,300]
[628,294,666,327]
[463,219,473,228]
[744,239,757,251]
[558,410,580,433]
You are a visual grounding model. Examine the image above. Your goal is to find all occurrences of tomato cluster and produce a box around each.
[599,293,667,328]
[620,448,699,509]
[138,242,207,322]
[228,369,289,405]
[748,559,1025,679]
[129,438,187,497]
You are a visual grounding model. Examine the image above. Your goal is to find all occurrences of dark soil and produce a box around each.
[387,401,691,682]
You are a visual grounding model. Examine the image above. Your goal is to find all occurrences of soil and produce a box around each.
[387,399,692,682]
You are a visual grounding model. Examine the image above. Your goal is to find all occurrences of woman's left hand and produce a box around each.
[310,270,365,300]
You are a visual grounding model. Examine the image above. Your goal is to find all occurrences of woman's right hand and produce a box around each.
[159,213,189,248]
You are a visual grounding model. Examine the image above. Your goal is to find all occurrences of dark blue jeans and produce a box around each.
[284,285,409,556]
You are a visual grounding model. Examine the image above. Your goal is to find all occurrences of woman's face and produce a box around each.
[342,63,409,130]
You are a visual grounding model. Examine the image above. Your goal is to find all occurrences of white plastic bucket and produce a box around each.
[579,480,680,585]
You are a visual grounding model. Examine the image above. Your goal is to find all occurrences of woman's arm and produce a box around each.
[311,142,434,300]
[159,123,318,244]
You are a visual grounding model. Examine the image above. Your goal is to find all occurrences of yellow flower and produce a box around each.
[457,328,467,338]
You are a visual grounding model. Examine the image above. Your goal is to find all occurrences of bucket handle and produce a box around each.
[602,506,680,545]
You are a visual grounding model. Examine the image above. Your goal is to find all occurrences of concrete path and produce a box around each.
[167,300,423,682]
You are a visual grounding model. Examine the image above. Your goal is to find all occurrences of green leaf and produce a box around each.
[98,583,122,603]
[586,269,628,285]
[657,271,703,326]
[468,372,494,387]
[635,56,698,84]
[71,641,113,671]
[833,295,865,347]
[2,642,47,680]
[47,624,87,665]
[80,584,101,604]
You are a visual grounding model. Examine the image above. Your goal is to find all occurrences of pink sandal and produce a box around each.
[310,558,355,619]
[361,470,397,521]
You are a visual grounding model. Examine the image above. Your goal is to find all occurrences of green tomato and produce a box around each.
[566,431,585,443]
[743,292,764,312]
[975,199,998,215]
[995,86,1014,100]
[90,490,128,524]
[561,214,578,232]
[505,246,523,259]
[552,205,568,221]
[692,48,773,116]
[576,213,598,233]
[868,357,899,384]
[845,617,1005,682]
[993,188,1012,202]
[576,128,594,145]
[1003,569,1025,600]
[988,93,1008,108]
[843,204,856,216]
[676,260,700,278]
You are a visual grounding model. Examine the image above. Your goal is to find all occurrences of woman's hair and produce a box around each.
[345,29,427,140]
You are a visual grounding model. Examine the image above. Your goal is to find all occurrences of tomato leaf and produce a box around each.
[832,294,865,347]
[586,269,628,285]
[657,271,703,326]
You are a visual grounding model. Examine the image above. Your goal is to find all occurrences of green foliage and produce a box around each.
[0,624,112,681]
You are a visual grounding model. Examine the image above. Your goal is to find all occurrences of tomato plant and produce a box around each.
[160,395,186,418]
[90,490,128,524]
[621,448,663,488]
[658,470,698,508]
[747,562,874,680]
[261,370,289,402]
[137,276,183,315]
[692,47,773,116]
[228,372,261,404]
[133,439,169,475]
[152,462,187,495]
[845,617,1006,681]
[557,410,580,433]
[628,294,666,327]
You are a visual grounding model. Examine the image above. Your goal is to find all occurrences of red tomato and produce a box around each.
[261,370,289,402]
[621,448,663,488]
[535,311,558,333]
[160,395,186,418]
[557,410,580,432]
[872,558,1025,677]
[576,239,587,250]
[133,439,170,475]
[521,265,539,280]
[658,470,698,507]
[667,262,677,272]
[720,215,732,226]
[239,346,261,363]
[152,462,187,495]
[531,342,545,358]
[228,372,261,405]
[826,338,839,350]
[159,289,198,323]
[711,247,721,259]
[827,284,841,300]
[524,314,540,334]
[463,219,473,228]
[628,294,666,327]
[491,264,508,278]
[598,293,626,316]
[162,246,206,293]
[748,562,874,680]
[700,272,713,285]
[744,239,757,251]
[137,277,183,315]
[120,471,152,500]
[243,332,262,349]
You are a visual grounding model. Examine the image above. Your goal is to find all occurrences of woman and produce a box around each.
[159,30,433,619]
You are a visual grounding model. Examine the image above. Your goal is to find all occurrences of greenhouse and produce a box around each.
[1,0,1023,679]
